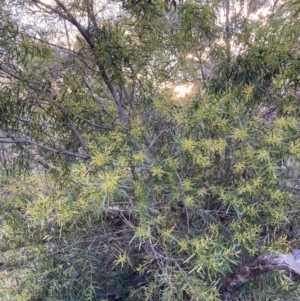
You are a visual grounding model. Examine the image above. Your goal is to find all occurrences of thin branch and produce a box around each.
[0,137,90,160]
[84,0,97,30]
[99,68,128,125]
[54,0,93,44]
[63,19,71,49]
[0,64,22,81]
[83,74,114,118]
[146,128,170,151]
[32,0,128,125]
[65,115,90,156]
[0,132,57,169]
[64,108,113,131]
[53,1,127,124]
[31,0,72,23]
[32,0,93,47]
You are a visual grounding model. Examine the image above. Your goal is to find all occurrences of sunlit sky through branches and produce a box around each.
[12,0,284,99]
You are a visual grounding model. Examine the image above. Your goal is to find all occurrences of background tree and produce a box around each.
[1,0,300,300]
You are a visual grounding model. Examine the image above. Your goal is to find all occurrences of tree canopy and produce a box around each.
[1,0,300,300]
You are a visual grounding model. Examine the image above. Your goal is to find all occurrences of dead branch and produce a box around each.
[220,250,300,301]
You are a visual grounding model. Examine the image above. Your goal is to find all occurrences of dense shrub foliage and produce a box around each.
[1,0,300,300]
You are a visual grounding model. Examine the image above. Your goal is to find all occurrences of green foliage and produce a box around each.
[1,0,300,301]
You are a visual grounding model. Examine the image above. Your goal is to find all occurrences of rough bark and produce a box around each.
[220,250,300,301]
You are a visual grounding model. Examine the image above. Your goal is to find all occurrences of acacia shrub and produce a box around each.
[1,85,300,300]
